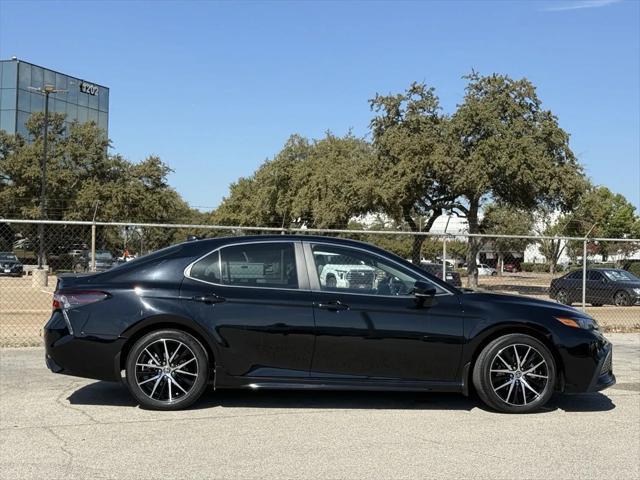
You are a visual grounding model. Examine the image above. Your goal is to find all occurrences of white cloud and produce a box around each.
[544,0,622,12]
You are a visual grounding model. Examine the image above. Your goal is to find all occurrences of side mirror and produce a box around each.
[413,280,437,298]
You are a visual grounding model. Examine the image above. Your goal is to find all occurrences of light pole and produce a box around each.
[28,84,66,269]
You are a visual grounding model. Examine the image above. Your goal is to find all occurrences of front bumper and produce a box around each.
[561,331,616,393]
[44,311,125,382]
[0,265,23,276]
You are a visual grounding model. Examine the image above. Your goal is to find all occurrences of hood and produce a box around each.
[0,259,21,266]
[462,290,586,316]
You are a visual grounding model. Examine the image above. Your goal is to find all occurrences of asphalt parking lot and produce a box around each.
[0,334,638,480]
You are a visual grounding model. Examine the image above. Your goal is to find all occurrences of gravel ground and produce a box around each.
[0,333,638,480]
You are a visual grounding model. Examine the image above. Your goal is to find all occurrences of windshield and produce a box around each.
[603,270,639,282]
[95,251,113,260]
[0,253,18,261]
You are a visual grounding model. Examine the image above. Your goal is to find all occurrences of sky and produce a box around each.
[1,0,639,211]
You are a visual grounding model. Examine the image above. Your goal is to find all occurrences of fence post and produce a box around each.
[91,223,96,272]
[581,239,587,311]
[442,236,447,279]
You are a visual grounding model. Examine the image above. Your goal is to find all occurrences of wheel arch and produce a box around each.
[465,324,565,394]
[117,315,217,382]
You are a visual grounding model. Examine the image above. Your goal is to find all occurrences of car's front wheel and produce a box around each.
[556,288,571,305]
[472,334,556,413]
[613,290,630,307]
[125,329,209,410]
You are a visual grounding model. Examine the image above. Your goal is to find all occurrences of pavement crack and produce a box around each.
[43,425,75,474]
[55,380,100,424]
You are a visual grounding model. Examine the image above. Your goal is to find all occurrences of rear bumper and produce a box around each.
[44,311,124,382]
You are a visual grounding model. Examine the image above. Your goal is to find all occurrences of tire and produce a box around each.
[472,333,556,413]
[613,290,630,307]
[73,263,85,273]
[491,271,497,276]
[556,289,571,305]
[326,275,337,288]
[125,329,209,410]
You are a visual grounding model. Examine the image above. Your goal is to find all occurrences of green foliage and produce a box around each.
[0,113,196,253]
[626,262,640,277]
[212,132,375,229]
[369,83,456,262]
[520,262,554,273]
[443,72,587,285]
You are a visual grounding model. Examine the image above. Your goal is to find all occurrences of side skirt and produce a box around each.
[215,372,463,393]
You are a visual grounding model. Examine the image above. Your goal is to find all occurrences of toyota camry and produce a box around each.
[44,235,615,413]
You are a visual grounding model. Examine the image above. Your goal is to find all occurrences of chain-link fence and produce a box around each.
[1,219,639,346]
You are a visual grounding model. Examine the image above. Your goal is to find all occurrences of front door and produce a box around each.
[304,242,464,383]
[180,241,315,379]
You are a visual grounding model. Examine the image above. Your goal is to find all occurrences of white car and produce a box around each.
[477,263,497,276]
[319,263,376,290]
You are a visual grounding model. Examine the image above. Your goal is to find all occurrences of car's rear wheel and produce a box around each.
[326,275,337,288]
[613,290,630,307]
[556,289,571,305]
[472,334,556,413]
[125,329,209,410]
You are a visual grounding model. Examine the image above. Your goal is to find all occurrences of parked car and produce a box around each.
[420,262,462,287]
[45,235,615,414]
[503,263,520,273]
[549,268,640,306]
[12,238,33,250]
[0,252,23,277]
[477,263,498,276]
[72,250,115,273]
[315,250,377,290]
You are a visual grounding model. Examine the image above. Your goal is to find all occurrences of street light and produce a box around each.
[28,84,66,270]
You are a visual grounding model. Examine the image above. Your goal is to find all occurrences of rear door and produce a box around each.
[180,240,315,380]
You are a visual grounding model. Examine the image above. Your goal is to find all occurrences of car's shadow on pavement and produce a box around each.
[67,381,616,413]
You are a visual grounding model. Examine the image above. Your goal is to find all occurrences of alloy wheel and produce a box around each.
[489,343,549,407]
[614,291,629,307]
[556,289,569,305]
[135,338,199,403]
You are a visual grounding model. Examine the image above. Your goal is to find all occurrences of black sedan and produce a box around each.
[549,268,640,306]
[0,252,24,277]
[44,235,615,413]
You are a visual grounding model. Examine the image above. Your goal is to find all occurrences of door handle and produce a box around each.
[314,301,350,311]
[192,294,226,304]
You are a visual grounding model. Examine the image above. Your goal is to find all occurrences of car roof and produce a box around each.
[188,234,387,250]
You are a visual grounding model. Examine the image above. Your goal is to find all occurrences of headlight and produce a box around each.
[632,288,640,295]
[555,316,599,330]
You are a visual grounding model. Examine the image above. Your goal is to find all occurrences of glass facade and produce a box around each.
[0,58,109,138]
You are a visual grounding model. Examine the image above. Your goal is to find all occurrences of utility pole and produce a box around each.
[28,84,67,270]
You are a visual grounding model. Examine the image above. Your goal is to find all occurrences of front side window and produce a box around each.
[190,242,298,289]
[311,244,441,296]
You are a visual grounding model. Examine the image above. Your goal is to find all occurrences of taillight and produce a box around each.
[52,290,108,311]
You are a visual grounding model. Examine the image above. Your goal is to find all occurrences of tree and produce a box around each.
[563,186,640,261]
[481,204,534,275]
[369,82,457,263]
[445,72,587,286]
[212,132,374,229]
[533,207,571,274]
[0,113,194,256]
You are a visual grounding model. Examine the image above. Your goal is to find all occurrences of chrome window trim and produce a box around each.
[305,240,455,297]
[183,239,305,292]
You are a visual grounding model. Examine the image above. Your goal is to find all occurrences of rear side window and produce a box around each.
[189,242,298,289]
